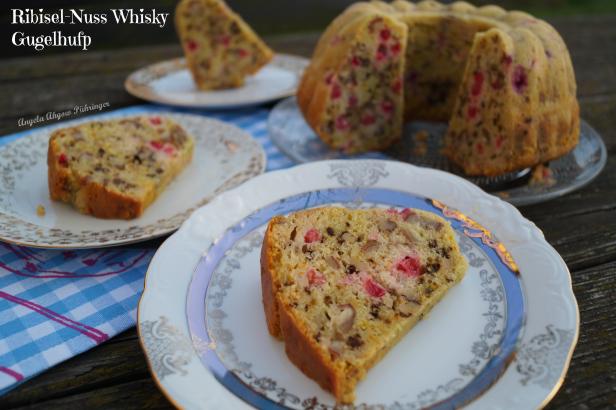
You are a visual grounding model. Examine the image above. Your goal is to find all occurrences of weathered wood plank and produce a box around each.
[0,33,321,82]
[2,329,151,408]
[518,152,615,272]
[579,93,616,151]
[10,379,172,410]
[0,45,180,83]
[521,159,615,222]
[0,73,139,123]
[540,211,616,271]
[545,261,616,410]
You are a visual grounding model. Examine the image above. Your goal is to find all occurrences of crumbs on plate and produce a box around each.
[529,164,556,187]
[225,140,239,153]
[36,204,46,217]
[412,130,430,157]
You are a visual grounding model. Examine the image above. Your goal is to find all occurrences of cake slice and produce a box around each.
[297,12,407,153]
[48,116,194,219]
[261,206,467,403]
[445,28,540,176]
[175,0,274,90]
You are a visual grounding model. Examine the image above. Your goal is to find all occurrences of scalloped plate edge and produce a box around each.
[137,159,579,410]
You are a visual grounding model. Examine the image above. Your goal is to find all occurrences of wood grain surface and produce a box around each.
[1,15,615,410]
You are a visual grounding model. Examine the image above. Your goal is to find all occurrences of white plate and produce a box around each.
[125,54,309,109]
[138,160,579,409]
[0,112,265,249]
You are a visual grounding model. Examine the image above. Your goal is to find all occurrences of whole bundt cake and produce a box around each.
[297,0,579,176]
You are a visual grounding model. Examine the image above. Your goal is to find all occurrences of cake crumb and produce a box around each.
[529,164,556,186]
[413,130,429,142]
[225,140,238,153]
[412,130,430,157]
[36,205,46,217]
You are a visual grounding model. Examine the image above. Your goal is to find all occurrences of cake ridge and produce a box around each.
[297,0,579,176]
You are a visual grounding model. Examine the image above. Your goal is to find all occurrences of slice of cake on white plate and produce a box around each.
[260,206,467,403]
[175,0,274,90]
[48,116,194,219]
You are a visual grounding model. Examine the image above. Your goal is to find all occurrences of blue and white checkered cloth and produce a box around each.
[0,104,295,395]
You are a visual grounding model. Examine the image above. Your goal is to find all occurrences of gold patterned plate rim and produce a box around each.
[0,111,266,249]
[137,159,579,409]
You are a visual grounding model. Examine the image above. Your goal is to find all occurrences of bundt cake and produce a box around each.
[175,0,274,90]
[48,116,194,219]
[261,206,467,403]
[297,1,579,176]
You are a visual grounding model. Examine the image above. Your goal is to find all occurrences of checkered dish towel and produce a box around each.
[0,104,294,395]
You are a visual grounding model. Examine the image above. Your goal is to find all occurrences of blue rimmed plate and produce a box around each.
[138,160,579,409]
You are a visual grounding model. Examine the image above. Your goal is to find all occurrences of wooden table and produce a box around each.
[1,16,615,409]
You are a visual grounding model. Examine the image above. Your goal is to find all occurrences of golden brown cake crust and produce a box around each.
[297,72,332,147]
[261,216,284,339]
[261,216,348,401]
[278,306,340,397]
[48,135,143,219]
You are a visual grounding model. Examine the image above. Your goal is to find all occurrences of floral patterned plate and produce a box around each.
[0,112,265,249]
[125,54,309,109]
[138,159,579,409]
